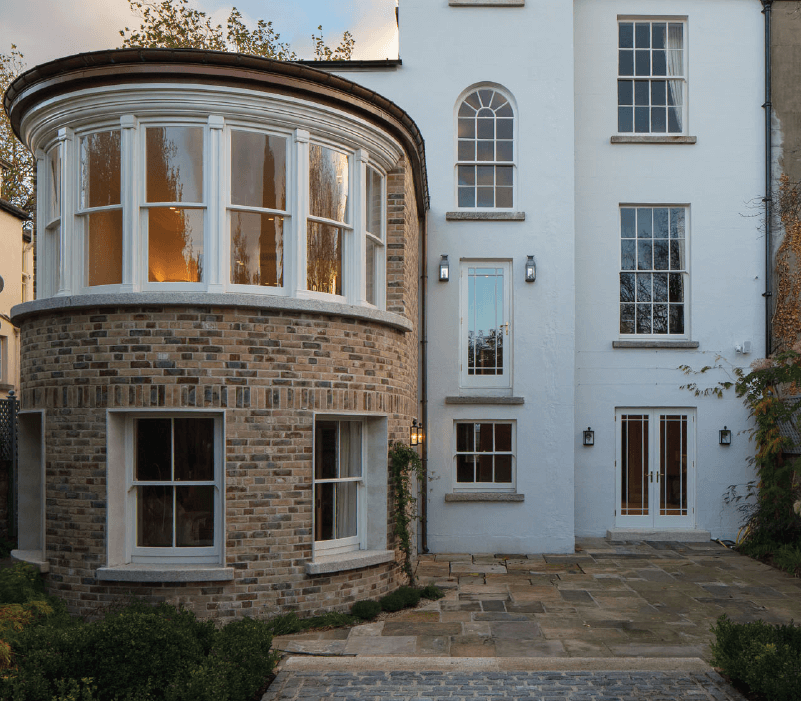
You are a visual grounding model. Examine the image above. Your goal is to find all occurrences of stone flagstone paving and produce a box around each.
[272,538,801,660]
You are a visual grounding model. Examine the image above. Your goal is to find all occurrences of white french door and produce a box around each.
[615,409,695,528]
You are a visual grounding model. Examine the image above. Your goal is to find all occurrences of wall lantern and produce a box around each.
[525,255,536,283]
[439,255,449,282]
[410,419,421,446]
[583,427,594,446]
[719,426,732,445]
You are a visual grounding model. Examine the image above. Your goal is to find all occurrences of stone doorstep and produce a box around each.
[606,528,712,542]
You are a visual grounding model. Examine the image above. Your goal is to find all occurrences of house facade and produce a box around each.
[5,0,770,619]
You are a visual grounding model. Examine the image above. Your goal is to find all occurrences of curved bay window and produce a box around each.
[34,115,388,310]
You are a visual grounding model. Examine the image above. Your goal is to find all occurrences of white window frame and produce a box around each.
[454,84,517,211]
[313,418,364,556]
[125,412,224,565]
[362,161,386,309]
[453,420,516,492]
[617,17,688,136]
[76,127,123,291]
[460,260,513,390]
[619,204,689,338]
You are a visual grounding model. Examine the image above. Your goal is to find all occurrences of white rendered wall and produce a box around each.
[573,0,763,539]
[337,0,577,553]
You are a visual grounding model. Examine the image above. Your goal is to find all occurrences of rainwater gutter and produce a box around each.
[420,212,429,554]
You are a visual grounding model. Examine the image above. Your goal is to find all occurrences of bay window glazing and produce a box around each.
[308,144,350,296]
[230,130,288,287]
[80,130,122,286]
[36,116,388,309]
[145,126,204,283]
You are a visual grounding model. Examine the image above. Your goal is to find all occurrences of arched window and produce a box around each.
[456,87,515,209]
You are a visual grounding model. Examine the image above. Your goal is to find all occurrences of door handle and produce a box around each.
[500,322,509,336]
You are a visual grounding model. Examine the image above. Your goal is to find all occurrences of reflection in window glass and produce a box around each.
[86,210,123,286]
[148,208,204,282]
[135,417,216,549]
[80,131,121,208]
[230,212,283,286]
[467,268,504,375]
[230,131,286,210]
[455,422,514,485]
[146,126,204,203]
[366,167,383,235]
[47,145,61,222]
[620,206,686,335]
[307,221,341,295]
[365,166,384,306]
[309,145,349,223]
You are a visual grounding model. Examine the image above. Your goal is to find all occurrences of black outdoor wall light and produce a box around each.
[439,255,449,282]
[410,419,421,446]
[583,427,594,446]
[525,255,536,283]
[719,427,732,445]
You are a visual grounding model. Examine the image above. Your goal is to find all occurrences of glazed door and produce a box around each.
[616,409,694,528]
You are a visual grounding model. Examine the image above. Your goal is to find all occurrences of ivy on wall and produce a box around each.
[388,442,424,584]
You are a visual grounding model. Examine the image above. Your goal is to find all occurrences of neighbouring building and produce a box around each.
[4,0,774,619]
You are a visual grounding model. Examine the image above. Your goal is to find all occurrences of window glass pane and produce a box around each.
[635,50,650,76]
[176,486,214,547]
[465,92,481,110]
[309,144,349,223]
[619,50,634,76]
[636,304,652,334]
[86,210,123,286]
[458,166,475,187]
[477,166,494,186]
[146,126,203,203]
[621,208,636,237]
[651,108,666,133]
[148,208,204,283]
[620,303,635,334]
[618,107,633,133]
[335,482,358,539]
[653,240,669,270]
[637,208,652,237]
[230,131,286,210]
[496,167,513,187]
[621,240,636,270]
[477,141,494,161]
[495,455,513,483]
[634,81,650,106]
[366,238,376,305]
[476,187,494,208]
[618,80,633,106]
[307,222,342,295]
[619,22,634,49]
[173,418,215,482]
[652,23,666,49]
[496,187,513,209]
[340,422,362,478]
[315,482,334,540]
[670,208,685,238]
[496,119,513,140]
[137,485,173,547]
[458,141,474,161]
[230,212,283,287]
[477,455,493,482]
[653,272,668,301]
[669,304,684,334]
[495,423,512,451]
[670,240,685,269]
[651,81,667,106]
[459,101,476,117]
[80,131,121,209]
[636,273,652,302]
[458,118,475,138]
[669,273,684,303]
[637,241,652,270]
[477,423,493,452]
[653,208,669,237]
[652,50,667,76]
[458,188,475,208]
[468,269,503,375]
[456,455,474,483]
[457,423,474,452]
[478,89,494,107]
[635,106,649,133]
[653,304,668,334]
[635,23,651,48]
[620,272,635,302]
[315,422,338,479]
[366,167,383,236]
[136,418,172,481]
[495,141,513,162]
[48,146,61,221]
[477,118,494,140]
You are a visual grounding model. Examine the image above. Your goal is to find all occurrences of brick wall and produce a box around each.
[17,159,420,620]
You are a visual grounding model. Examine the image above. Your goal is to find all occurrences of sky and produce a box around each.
[0,0,399,70]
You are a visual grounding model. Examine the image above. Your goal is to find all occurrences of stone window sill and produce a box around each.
[445,396,524,405]
[95,564,235,582]
[450,0,524,5]
[445,211,525,221]
[445,493,524,502]
[613,340,699,349]
[305,549,394,575]
[11,550,50,573]
[611,135,697,144]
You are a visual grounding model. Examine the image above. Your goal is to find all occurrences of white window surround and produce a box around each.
[33,102,392,313]
[98,409,234,583]
[453,420,516,492]
[454,84,518,213]
[619,204,690,340]
[459,260,513,391]
[616,17,690,140]
[307,413,391,575]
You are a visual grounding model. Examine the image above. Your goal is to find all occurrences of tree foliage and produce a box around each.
[0,45,34,216]
[120,0,354,61]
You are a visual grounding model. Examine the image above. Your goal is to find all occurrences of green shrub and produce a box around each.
[711,614,801,701]
[0,602,277,701]
[351,600,381,620]
[420,585,445,600]
[0,562,45,605]
[379,585,421,613]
